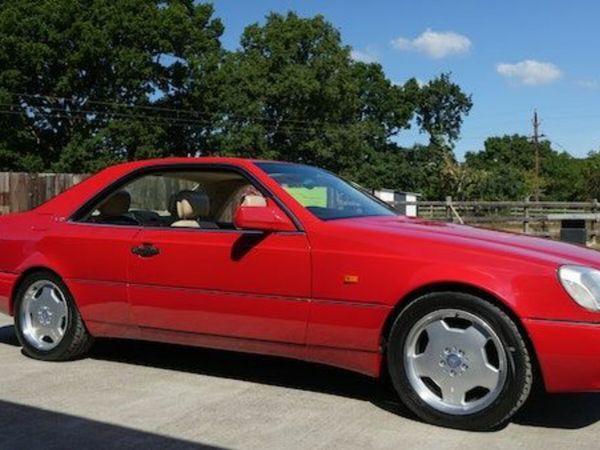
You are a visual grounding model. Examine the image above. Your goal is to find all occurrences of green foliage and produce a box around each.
[464,135,586,201]
[216,12,416,178]
[415,73,473,146]
[0,0,224,172]
[580,151,600,200]
[0,4,471,186]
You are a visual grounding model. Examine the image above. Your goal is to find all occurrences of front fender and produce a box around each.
[394,258,596,324]
[399,263,514,310]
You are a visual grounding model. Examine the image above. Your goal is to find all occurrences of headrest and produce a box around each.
[242,194,267,207]
[98,191,131,217]
[175,191,210,220]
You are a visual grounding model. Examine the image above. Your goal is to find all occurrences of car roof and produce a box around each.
[109,156,298,171]
[32,156,301,217]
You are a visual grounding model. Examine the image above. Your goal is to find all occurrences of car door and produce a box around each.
[126,167,311,344]
[44,207,143,327]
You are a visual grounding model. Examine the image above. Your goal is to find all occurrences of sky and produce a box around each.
[211,0,600,160]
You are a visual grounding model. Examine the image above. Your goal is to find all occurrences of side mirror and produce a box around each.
[234,200,296,232]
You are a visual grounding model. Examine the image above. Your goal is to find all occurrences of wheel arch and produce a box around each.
[379,281,546,391]
[10,266,66,315]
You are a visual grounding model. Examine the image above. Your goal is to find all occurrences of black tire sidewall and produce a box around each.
[387,292,531,430]
[14,272,84,361]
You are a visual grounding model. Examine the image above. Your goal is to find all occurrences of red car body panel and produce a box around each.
[2,157,600,388]
[128,226,311,343]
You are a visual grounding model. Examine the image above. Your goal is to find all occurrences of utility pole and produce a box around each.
[532,110,541,202]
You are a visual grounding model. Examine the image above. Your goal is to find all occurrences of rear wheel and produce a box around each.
[14,271,94,361]
[387,292,533,430]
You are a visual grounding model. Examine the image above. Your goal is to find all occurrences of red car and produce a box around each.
[1,157,600,429]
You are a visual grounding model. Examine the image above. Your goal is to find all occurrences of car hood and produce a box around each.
[334,215,600,268]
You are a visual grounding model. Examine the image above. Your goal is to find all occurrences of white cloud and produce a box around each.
[350,48,379,64]
[577,79,599,89]
[496,60,562,86]
[390,29,471,59]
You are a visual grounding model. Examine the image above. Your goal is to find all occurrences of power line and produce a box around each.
[9,91,568,145]
[0,103,521,144]
[0,105,392,140]
[0,102,214,127]
[4,91,370,129]
[0,93,402,138]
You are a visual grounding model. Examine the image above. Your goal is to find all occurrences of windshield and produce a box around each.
[255,162,398,220]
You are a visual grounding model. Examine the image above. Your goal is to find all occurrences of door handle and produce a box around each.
[131,243,160,258]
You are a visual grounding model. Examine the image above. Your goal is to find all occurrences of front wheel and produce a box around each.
[14,271,94,361]
[387,292,533,430]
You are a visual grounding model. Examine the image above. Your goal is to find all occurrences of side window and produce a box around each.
[81,169,266,230]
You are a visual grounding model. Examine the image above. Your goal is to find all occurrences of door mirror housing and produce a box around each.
[234,201,296,232]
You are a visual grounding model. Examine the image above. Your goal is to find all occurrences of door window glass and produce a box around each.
[81,170,265,229]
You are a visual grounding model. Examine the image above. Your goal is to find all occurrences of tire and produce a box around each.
[14,271,94,361]
[387,291,533,430]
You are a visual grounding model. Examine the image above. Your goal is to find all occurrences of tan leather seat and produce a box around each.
[171,191,212,228]
[99,191,131,217]
[217,184,266,223]
[95,191,138,225]
[242,194,267,207]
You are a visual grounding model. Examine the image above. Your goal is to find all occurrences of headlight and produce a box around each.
[558,265,600,311]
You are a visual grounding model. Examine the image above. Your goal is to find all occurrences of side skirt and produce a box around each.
[86,320,381,377]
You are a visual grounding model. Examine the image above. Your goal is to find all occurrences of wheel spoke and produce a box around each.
[49,296,67,317]
[463,325,489,349]
[410,351,439,379]
[423,320,451,342]
[24,289,37,302]
[57,313,67,330]
[473,362,501,391]
[439,378,467,406]
[47,327,61,343]
[50,288,65,306]
[37,286,52,304]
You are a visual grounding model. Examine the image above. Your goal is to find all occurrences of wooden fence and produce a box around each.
[393,196,600,241]
[0,172,89,214]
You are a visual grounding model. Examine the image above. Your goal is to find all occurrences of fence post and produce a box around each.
[28,173,39,210]
[445,196,453,222]
[523,197,530,234]
[0,173,8,215]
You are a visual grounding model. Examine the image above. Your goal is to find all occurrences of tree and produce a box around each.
[415,73,472,147]
[0,0,224,172]
[0,3,477,197]
[464,135,584,200]
[581,151,600,200]
[217,12,415,177]
[541,150,585,201]
[466,135,537,171]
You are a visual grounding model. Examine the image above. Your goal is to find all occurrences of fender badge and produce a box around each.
[344,275,359,284]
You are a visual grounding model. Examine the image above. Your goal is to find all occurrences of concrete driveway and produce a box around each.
[1,314,599,450]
